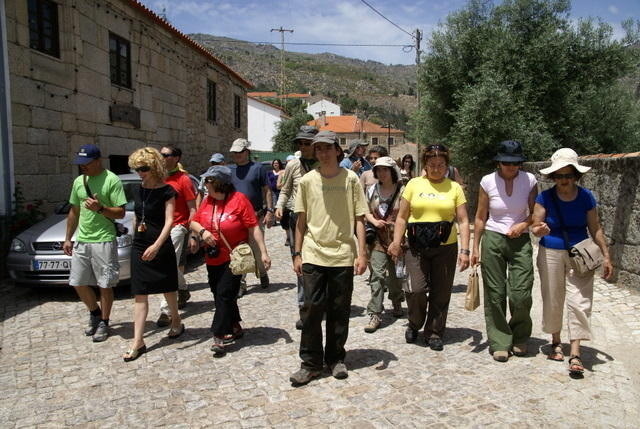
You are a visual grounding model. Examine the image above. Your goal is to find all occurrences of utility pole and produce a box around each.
[383,123,393,153]
[415,28,422,105]
[270,26,293,106]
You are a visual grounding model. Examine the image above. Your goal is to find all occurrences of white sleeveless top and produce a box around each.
[480,171,537,235]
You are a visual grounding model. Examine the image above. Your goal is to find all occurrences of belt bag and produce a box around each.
[407,221,453,250]
[569,238,603,276]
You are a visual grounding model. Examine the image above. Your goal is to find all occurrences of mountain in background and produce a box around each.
[190,34,419,131]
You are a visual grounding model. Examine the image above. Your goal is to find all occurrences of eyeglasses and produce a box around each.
[552,173,575,180]
[161,153,174,158]
[135,166,151,172]
[427,144,448,152]
[501,161,522,166]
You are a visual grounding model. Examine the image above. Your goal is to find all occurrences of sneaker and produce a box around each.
[512,343,527,357]
[260,274,270,289]
[493,350,509,362]
[392,301,403,317]
[289,367,321,386]
[295,319,303,330]
[405,327,418,343]
[92,321,109,342]
[156,313,171,328]
[177,290,191,309]
[364,313,381,333]
[331,361,348,379]
[428,337,444,351]
[210,336,226,356]
[84,312,100,336]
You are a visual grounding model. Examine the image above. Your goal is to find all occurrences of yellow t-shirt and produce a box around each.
[294,168,369,267]
[402,176,467,245]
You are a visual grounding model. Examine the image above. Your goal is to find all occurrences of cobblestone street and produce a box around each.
[1,227,639,428]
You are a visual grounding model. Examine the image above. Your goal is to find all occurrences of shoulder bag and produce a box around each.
[549,189,603,276]
[213,206,257,276]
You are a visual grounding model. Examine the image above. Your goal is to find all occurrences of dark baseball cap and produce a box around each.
[72,144,101,165]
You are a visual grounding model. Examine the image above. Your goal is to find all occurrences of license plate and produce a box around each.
[33,260,71,271]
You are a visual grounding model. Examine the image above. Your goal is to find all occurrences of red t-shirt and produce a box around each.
[193,191,258,265]
[165,171,196,227]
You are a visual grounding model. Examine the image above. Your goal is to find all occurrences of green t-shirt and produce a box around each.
[69,170,127,242]
[294,168,369,267]
[401,176,467,245]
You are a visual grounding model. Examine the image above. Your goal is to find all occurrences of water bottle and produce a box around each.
[395,255,407,279]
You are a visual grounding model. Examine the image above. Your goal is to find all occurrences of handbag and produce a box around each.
[216,229,257,276]
[465,263,480,311]
[549,189,603,276]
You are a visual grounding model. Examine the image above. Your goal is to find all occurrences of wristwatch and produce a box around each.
[266,208,275,213]
[460,249,470,255]
[97,206,104,214]
[292,251,302,257]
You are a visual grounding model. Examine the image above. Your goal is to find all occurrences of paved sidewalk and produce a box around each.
[1,227,639,428]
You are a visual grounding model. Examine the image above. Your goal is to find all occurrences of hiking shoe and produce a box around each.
[405,327,418,343]
[512,343,527,357]
[260,274,270,289]
[392,301,403,317]
[493,351,509,362]
[156,313,171,328]
[295,319,303,330]
[331,362,348,379]
[364,313,381,333]
[428,337,444,351]
[92,321,109,342]
[290,367,321,386]
[178,290,191,309]
[84,312,101,336]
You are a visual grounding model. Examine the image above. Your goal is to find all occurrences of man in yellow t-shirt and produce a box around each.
[290,130,369,386]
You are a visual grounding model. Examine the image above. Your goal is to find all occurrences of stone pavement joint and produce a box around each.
[1,227,639,427]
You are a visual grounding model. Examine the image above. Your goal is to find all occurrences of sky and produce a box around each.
[138,0,640,65]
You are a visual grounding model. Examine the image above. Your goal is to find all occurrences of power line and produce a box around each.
[200,38,412,48]
[359,0,416,39]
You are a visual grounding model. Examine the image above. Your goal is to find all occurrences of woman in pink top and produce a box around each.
[471,141,538,362]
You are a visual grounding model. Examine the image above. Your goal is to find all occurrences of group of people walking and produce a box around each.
[62,129,612,383]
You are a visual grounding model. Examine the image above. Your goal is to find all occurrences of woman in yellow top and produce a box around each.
[389,144,471,350]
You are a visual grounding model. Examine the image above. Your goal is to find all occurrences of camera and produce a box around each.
[206,244,220,258]
[365,222,377,245]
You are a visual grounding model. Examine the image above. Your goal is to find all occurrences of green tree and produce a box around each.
[272,112,314,152]
[412,0,640,171]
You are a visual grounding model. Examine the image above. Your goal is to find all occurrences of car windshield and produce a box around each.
[122,180,141,211]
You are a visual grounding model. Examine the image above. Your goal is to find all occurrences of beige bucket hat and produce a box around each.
[539,148,591,176]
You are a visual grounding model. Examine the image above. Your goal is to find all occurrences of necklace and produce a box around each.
[137,186,155,232]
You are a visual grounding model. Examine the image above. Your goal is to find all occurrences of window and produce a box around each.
[207,80,217,123]
[372,137,378,145]
[109,33,131,88]
[233,95,241,128]
[28,0,60,57]
[339,138,346,146]
[388,137,395,146]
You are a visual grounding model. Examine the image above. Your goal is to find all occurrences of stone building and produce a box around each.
[4,0,252,210]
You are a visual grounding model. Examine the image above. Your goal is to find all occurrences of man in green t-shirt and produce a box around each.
[290,131,369,386]
[63,144,127,342]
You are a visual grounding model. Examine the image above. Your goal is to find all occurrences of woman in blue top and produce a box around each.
[532,148,612,376]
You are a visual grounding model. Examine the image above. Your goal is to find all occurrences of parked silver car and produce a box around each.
[8,174,142,286]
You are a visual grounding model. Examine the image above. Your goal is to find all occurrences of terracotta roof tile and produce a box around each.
[128,1,252,88]
[307,116,404,134]
[247,92,278,97]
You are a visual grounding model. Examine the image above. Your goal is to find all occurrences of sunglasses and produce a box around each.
[427,144,448,152]
[297,141,312,146]
[161,153,174,158]
[552,173,575,180]
[204,177,216,183]
[135,166,151,172]
[501,161,522,166]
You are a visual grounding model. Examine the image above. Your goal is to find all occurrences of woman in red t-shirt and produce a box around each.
[190,166,271,357]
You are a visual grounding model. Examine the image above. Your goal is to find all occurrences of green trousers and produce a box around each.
[366,249,404,315]
[480,230,534,352]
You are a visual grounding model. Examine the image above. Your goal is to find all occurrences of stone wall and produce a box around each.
[5,0,250,211]
[465,154,640,290]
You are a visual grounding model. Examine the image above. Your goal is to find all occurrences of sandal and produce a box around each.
[167,323,185,339]
[568,355,584,375]
[547,342,564,361]
[123,344,147,362]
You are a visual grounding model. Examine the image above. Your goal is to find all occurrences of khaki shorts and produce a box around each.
[69,241,119,288]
